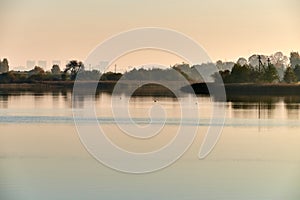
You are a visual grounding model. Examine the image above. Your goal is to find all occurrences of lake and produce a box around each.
[1,91,300,200]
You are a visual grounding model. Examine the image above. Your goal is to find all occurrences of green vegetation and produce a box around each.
[213,52,300,84]
[0,58,9,73]
[1,51,300,85]
[283,67,297,83]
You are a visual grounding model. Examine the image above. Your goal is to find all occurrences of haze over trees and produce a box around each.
[0,51,300,84]
[213,52,300,84]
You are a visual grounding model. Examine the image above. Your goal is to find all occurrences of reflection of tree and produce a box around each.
[0,93,8,108]
[284,96,300,119]
[284,96,300,110]
[73,95,85,108]
[231,98,277,110]
[229,95,277,119]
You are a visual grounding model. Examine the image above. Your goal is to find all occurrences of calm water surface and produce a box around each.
[1,91,300,200]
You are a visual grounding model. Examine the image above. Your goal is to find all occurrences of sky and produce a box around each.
[0,0,299,71]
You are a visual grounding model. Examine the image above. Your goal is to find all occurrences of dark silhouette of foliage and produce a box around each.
[0,71,27,83]
[290,52,300,68]
[100,72,122,81]
[76,70,101,80]
[229,64,252,83]
[262,64,279,83]
[283,67,297,83]
[51,65,61,75]
[63,60,84,80]
[212,70,230,83]
[0,58,9,73]
[213,62,280,83]
[294,64,300,81]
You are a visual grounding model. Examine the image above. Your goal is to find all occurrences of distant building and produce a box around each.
[13,66,27,71]
[52,60,61,67]
[0,58,9,73]
[26,60,36,69]
[37,60,47,69]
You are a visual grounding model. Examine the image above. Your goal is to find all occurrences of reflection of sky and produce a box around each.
[0,0,299,69]
[1,91,300,199]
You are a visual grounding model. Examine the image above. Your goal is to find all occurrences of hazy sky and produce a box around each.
[0,0,299,70]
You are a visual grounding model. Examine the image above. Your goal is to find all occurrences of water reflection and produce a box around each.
[0,93,8,108]
[224,95,300,120]
[0,91,300,120]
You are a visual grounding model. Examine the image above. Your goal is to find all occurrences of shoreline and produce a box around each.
[188,82,300,96]
[1,82,300,96]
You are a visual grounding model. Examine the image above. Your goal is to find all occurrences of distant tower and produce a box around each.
[114,64,117,73]
[26,60,36,69]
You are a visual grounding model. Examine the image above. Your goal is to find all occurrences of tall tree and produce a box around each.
[0,58,9,73]
[270,52,288,67]
[63,60,84,80]
[229,64,251,83]
[51,65,61,75]
[294,64,300,81]
[237,57,247,66]
[290,52,300,68]
[283,67,297,83]
[262,64,279,83]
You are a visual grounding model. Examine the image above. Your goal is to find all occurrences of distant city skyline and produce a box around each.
[0,0,299,70]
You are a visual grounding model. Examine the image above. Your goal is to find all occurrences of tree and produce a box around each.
[294,64,300,81]
[212,70,231,83]
[283,67,297,83]
[63,60,84,80]
[248,54,267,68]
[51,65,61,74]
[229,64,251,83]
[262,64,279,83]
[237,57,247,66]
[216,60,223,69]
[28,66,45,81]
[270,52,288,80]
[0,58,9,73]
[29,66,45,75]
[270,52,288,67]
[290,52,300,68]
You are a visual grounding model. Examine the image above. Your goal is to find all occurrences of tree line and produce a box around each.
[0,51,300,84]
[213,52,300,84]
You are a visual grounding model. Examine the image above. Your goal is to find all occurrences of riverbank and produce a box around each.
[0,81,114,91]
[188,82,300,96]
[0,81,176,96]
[1,82,300,97]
